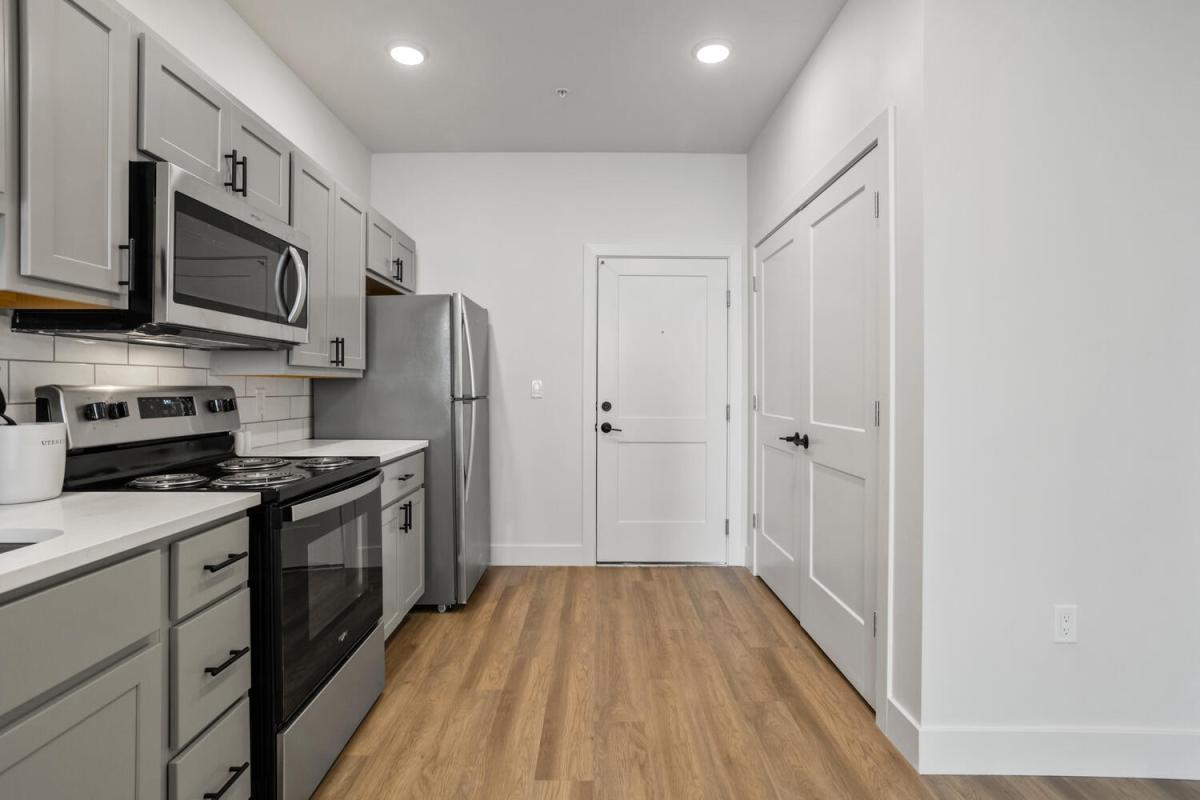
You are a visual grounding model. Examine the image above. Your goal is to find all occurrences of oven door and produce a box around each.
[276,472,383,723]
[157,163,310,346]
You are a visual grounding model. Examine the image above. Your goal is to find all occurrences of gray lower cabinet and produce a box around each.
[169,697,251,800]
[0,644,163,800]
[366,208,417,294]
[381,451,427,638]
[137,31,235,188]
[16,0,134,303]
[232,105,290,224]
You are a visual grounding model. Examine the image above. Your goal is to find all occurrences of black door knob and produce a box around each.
[601,400,612,412]
[600,422,623,434]
[779,432,809,449]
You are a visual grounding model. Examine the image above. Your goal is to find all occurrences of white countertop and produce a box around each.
[248,438,428,463]
[0,492,259,598]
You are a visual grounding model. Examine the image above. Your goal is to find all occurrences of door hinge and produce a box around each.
[726,289,732,308]
[726,404,731,421]
[752,394,758,411]
[874,191,880,219]
[874,400,880,427]
[724,519,730,537]
[752,274,758,292]
[873,611,878,638]
[752,512,757,530]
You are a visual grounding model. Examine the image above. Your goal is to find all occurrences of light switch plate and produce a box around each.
[531,379,544,399]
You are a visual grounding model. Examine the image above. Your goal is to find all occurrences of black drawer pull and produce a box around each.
[203,761,249,799]
[203,551,248,573]
[204,646,250,677]
[397,473,415,481]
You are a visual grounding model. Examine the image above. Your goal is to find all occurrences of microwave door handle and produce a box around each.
[285,472,383,522]
[273,249,290,318]
[286,245,308,324]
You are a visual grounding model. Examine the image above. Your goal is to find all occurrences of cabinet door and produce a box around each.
[138,32,233,187]
[0,644,163,799]
[366,209,398,287]
[20,0,131,296]
[381,502,402,638]
[332,184,368,371]
[288,152,335,369]
[231,106,290,223]
[399,488,426,617]
[394,229,417,294]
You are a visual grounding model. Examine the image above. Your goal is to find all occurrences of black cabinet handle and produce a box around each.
[600,422,622,433]
[223,150,247,196]
[397,473,415,482]
[205,646,250,677]
[338,337,346,366]
[203,761,250,799]
[203,551,248,573]
[401,500,413,532]
[779,432,810,449]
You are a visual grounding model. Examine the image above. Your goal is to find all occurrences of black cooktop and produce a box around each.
[117,455,382,503]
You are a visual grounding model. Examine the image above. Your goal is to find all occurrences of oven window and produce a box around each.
[278,486,381,721]
[172,192,307,327]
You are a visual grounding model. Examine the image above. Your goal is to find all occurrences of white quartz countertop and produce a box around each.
[0,492,259,598]
[248,438,428,463]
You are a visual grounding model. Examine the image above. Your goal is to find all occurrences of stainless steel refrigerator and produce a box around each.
[313,293,490,608]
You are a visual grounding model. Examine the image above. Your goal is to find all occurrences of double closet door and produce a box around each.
[754,147,885,705]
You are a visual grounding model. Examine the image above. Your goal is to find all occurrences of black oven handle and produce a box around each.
[284,472,383,522]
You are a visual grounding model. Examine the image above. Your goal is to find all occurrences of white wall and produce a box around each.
[920,0,1200,777]
[746,0,924,759]
[115,0,371,196]
[370,153,747,565]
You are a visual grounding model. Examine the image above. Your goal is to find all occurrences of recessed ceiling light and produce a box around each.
[694,41,731,64]
[389,44,426,66]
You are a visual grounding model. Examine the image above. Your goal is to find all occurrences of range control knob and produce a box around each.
[82,402,108,421]
[106,401,130,420]
[224,397,238,412]
[207,399,223,413]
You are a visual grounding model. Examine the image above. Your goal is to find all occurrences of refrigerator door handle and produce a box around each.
[463,304,478,400]
[465,396,477,506]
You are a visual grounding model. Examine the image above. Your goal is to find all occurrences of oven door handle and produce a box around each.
[284,472,383,522]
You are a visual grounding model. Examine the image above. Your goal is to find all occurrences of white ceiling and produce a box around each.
[227,0,846,153]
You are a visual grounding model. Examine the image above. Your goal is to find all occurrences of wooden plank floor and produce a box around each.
[315,567,1200,800]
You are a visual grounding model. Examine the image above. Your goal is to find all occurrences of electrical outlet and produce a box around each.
[531,379,544,399]
[1053,604,1078,643]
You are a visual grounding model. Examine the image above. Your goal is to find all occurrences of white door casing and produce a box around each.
[753,144,886,707]
[596,257,728,563]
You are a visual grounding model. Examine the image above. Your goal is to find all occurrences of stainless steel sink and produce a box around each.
[0,528,64,554]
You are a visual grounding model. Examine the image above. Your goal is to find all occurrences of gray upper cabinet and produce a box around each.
[137,32,234,188]
[0,644,163,800]
[289,151,335,369]
[366,208,417,294]
[232,106,290,223]
[20,0,132,297]
[332,184,368,370]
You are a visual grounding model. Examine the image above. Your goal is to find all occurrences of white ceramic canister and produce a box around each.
[0,422,67,504]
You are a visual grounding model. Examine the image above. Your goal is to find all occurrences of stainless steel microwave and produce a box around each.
[13,161,311,350]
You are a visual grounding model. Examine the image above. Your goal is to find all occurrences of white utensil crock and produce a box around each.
[0,422,67,504]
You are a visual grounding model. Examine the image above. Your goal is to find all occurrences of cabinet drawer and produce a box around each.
[170,587,251,748]
[0,552,161,718]
[171,516,249,620]
[169,696,251,800]
[382,451,424,508]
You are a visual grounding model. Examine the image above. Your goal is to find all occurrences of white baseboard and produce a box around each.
[919,724,1200,780]
[884,698,921,768]
[490,543,589,566]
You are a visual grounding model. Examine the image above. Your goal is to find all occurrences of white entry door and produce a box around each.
[596,257,728,563]
[754,147,884,705]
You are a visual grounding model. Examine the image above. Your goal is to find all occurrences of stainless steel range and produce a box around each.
[36,384,385,800]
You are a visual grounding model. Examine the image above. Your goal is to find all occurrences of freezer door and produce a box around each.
[454,396,491,603]
[455,294,489,399]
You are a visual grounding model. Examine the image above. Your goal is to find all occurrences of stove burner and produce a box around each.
[218,457,288,472]
[211,470,306,488]
[128,473,209,490]
[296,456,353,470]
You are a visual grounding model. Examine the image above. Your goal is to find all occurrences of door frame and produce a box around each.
[582,243,746,566]
[750,108,895,726]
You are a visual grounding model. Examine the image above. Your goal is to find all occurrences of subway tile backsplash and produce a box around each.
[0,316,312,449]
